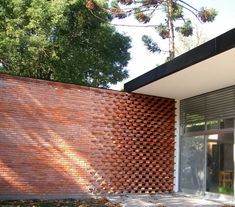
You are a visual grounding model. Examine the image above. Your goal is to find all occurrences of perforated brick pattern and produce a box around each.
[0,74,175,198]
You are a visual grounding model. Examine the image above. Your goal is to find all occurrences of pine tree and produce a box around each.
[103,0,217,60]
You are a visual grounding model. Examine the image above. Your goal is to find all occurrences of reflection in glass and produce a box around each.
[207,132,234,195]
[220,118,234,129]
[180,136,205,192]
[185,122,205,133]
[206,120,219,130]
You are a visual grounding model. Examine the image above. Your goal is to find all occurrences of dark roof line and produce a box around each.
[124,28,235,92]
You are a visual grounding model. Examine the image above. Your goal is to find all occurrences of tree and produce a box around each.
[175,24,208,56]
[0,0,131,88]
[107,0,217,60]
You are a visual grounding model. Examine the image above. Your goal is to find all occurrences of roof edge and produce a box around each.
[124,28,235,92]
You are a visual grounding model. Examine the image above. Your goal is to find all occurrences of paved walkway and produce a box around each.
[108,194,231,207]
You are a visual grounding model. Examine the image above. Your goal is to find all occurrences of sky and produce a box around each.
[110,0,235,90]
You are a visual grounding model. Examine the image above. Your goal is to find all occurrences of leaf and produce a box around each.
[110,0,218,60]
[118,0,133,5]
[156,24,169,39]
[134,8,150,23]
[0,0,131,88]
[142,35,161,53]
[175,20,193,37]
[198,7,217,23]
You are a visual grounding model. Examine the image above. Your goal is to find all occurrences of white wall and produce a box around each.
[174,100,180,192]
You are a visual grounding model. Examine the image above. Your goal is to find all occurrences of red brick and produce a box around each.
[0,74,175,197]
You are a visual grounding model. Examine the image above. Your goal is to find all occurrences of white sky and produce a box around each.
[110,0,235,90]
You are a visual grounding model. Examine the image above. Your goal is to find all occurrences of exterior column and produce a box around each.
[233,118,235,201]
[174,100,180,192]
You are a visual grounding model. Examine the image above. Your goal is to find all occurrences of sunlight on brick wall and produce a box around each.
[0,74,175,198]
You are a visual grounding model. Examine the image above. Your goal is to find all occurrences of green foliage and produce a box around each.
[198,8,217,23]
[156,24,169,39]
[142,35,161,53]
[111,0,119,8]
[172,2,183,20]
[134,8,150,23]
[118,0,133,5]
[0,0,131,88]
[110,0,127,19]
[175,20,193,37]
[218,186,233,194]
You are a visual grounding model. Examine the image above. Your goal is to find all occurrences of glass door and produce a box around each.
[179,118,235,197]
[180,135,206,193]
[207,132,234,195]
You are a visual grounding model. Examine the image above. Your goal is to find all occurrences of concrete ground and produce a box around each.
[107,194,232,207]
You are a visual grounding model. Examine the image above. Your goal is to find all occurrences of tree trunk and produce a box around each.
[167,0,175,60]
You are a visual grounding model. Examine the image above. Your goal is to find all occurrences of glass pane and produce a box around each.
[220,118,234,129]
[185,122,205,133]
[206,120,219,130]
[180,135,205,192]
[207,132,234,195]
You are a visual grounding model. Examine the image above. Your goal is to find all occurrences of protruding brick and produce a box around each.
[0,74,175,197]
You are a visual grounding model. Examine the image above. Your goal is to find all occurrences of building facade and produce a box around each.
[125,28,235,200]
[0,28,235,200]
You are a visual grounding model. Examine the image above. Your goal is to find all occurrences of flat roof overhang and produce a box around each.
[124,28,235,100]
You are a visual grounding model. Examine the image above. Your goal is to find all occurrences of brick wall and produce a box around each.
[0,74,175,199]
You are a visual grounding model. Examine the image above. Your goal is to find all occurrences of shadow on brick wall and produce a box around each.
[0,74,176,199]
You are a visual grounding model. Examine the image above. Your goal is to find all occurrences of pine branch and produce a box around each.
[108,7,162,15]
[177,0,198,12]
[113,23,160,27]
[176,2,202,22]
[149,5,159,18]
[88,7,160,27]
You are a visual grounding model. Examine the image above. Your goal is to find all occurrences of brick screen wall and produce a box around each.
[0,74,175,199]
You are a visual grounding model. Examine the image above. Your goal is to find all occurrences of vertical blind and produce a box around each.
[180,85,235,125]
